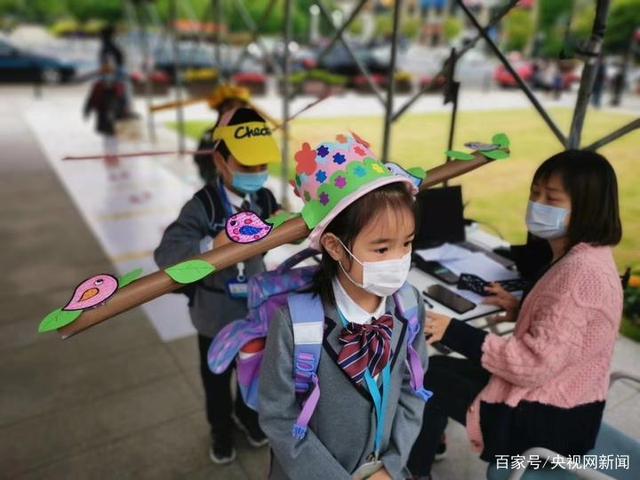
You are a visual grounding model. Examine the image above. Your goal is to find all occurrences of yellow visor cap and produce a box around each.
[213,121,281,166]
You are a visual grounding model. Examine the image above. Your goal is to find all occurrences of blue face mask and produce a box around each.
[231,170,268,194]
[526,201,570,240]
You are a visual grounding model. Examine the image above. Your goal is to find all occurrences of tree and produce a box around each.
[503,8,534,52]
[604,0,640,53]
[564,0,640,55]
[67,0,122,23]
[443,17,463,43]
[537,0,573,57]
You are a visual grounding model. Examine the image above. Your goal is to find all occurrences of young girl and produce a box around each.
[259,134,429,480]
[409,150,623,478]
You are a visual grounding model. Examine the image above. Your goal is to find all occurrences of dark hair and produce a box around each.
[100,25,115,40]
[532,149,622,248]
[214,107,264,161]
[309,182,416,305]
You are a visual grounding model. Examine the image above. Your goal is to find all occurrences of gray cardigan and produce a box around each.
[153,189,268,338]
[259,290,428,480]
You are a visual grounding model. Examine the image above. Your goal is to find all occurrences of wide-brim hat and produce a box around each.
[292,132,419,250]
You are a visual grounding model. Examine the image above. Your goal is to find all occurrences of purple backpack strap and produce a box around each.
[288,293,324,440]
[276,248,320,274]
[393,283,433,403]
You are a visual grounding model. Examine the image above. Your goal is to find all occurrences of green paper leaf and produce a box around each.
[118,268,143,288]
[481,149,510,160]
[492,133,510,148]
[446,150,475,161]
[165,260,216,284]
[38,308,82,333]
[407,166,426,180]
[266,212,300,230]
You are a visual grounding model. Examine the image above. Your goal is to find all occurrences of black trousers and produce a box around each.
[197,334,258,437]
[408,355,491,476]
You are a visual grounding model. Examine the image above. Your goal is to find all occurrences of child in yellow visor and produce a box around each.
[155,106,281,465]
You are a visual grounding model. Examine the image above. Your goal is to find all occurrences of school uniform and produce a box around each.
[154,179,278,437]
[259,279,428,480]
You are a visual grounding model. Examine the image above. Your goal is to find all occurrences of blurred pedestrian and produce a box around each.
[610,61,625,107]
[83,61,127,165]
[591,58,606,108]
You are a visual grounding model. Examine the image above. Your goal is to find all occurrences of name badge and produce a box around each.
[226,278,248,299]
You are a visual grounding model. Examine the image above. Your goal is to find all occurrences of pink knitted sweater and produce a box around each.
[466,243,623,453]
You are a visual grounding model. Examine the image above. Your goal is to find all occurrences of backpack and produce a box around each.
[207,249,433,440]
[177,183,277,303]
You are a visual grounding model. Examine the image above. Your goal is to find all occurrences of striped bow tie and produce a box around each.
[337,314,394,388]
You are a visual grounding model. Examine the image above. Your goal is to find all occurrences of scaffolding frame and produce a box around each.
[137,0,638,204]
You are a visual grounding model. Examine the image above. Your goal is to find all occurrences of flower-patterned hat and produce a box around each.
[293,132,419,249]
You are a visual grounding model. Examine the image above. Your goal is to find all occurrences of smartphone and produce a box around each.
[414,258,459,284]
[424,284,476,314]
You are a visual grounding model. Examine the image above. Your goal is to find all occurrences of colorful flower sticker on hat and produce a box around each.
[293,132,418,249]
[295,143,317,175]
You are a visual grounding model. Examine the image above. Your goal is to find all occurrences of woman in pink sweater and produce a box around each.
[408,150,623,478]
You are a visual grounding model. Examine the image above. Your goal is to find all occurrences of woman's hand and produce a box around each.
[483,283,519,322]
[424,311,452,345]
[368,468,392,480]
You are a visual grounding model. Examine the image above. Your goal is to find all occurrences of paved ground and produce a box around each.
[1,85,638,479]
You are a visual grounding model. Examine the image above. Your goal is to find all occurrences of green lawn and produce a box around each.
[170,107,639,271]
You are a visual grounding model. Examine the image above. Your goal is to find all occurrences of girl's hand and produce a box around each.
[367,468,392,480]
[482,283,519,322]
[424,311,452,345]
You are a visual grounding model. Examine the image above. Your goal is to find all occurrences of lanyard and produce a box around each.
[218,179,247,281]
[365,365,391,458]
[217,178,237,218]
[337,310,392,459]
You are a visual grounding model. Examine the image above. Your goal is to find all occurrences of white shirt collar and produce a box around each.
[332,278,386,325]
[222,184,248,210]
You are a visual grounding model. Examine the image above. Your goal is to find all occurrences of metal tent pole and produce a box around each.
[382,0,403,163]
[281,0,293,209]
[585,118,640,151]
[456,0,567,148]
[568,0,611,149]
[170,0,186,154]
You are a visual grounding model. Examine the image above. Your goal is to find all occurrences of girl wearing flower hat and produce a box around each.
[258,133,429,480]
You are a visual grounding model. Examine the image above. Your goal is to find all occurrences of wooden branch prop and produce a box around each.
[62,149,217,161]
[149,94,330,132]
[54,152,496,340]
[271,95,331,133]
[148,96,284,129]
[149,96,207,113]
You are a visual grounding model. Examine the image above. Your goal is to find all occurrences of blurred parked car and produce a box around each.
[494,59,579,91]
[316,43,390,76]
[0,38,75,83]
[493,60,535,88]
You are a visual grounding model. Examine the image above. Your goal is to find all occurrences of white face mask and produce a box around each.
[335,237,411,297]
[526,201,570,240]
